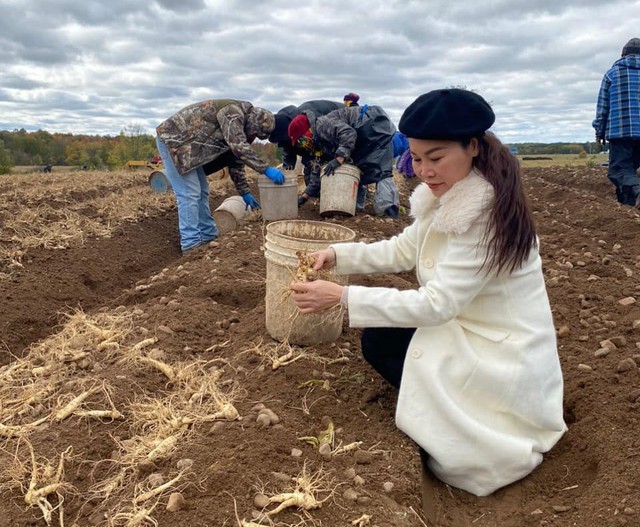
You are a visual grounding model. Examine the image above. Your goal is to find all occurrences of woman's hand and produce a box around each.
[309,248,336,270]
[290,280,344,314]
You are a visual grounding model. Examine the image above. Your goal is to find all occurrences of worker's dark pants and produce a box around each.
[360,327,416,389]
[302,160,313,187]
[202,150,239,176]
[303,164,322,197]
[608,138,640,206]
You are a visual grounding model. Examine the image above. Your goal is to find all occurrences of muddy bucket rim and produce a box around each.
[266,219,356,243]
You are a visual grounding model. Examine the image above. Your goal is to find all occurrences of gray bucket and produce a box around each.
[319,163,361,217]
[257,170,298,221]
[148,170,169,193]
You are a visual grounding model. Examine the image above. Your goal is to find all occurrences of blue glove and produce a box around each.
[242,192,260,210]
[323,158,342,176]
[264,166,285,185]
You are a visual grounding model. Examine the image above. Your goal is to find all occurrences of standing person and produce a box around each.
[156,99,285,254]
[593,37,640,207]
[288,105,400,217]
[289,89,567,500]
[268,100,344,187]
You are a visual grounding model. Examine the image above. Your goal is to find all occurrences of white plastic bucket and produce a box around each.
[257,170,298,221]
[212,196,249,234]
[319,163,361,217]
[264,220,356,345]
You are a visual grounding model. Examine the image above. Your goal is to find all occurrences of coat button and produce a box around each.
[424,258,434,268]
[411,348,422,359]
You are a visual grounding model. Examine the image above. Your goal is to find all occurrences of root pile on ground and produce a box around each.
[0,439,74,527]
[0,305,242,526]
[0,309,134,435]
[253,464,333,520]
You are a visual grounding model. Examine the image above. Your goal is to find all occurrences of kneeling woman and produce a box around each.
[290,88,567,497]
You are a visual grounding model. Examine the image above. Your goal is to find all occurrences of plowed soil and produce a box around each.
[0,166,638,527]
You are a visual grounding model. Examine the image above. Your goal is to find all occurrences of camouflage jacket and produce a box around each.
[156,99,274,195]
[304,105,395,184]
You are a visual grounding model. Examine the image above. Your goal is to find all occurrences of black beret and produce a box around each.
[268,113,293,144]
[399,89,495,140]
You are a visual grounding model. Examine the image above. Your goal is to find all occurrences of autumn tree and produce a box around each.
[0,139,12,174]
[106,124,157,169]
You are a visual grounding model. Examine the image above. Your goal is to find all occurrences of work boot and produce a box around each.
[181,241,205,256]
[297,195,308,207]
[384,205,399,218]
[621,185,639,207]
[182,238,216,256]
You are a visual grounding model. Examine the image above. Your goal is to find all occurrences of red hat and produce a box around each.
[288,114,311,145]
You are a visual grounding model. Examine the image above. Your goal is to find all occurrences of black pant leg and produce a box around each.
[360,327,416,389]
[201,150,236,176]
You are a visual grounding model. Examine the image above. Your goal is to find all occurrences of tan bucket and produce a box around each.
[319,163,361,217]
[212,196,249,234]
[264,220,356,345]
[257,170,298,221]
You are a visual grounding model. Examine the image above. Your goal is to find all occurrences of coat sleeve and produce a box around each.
[333,221,420,275]
[227,155,250,196]
[282,145,298,168]
[592,74,611,138]
[217,104,269,174]
[316,115,357,159]
[343,221,497,328]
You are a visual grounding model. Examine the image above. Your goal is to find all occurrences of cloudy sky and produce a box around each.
[1,0,638,143]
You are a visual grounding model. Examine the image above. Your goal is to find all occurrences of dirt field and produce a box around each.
[0,165,638,527]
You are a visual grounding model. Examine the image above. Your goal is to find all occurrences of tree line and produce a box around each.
[0,126,281,174]
[0,127,601,175]
[513,142,603,155]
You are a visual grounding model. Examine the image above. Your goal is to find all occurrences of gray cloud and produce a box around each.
[0,0,638,141]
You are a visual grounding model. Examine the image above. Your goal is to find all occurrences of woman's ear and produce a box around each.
[469,137,480,157]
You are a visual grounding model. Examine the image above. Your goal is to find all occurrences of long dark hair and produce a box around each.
[466,132,537,274]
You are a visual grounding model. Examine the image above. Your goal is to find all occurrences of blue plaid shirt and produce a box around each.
[593,55,640,139]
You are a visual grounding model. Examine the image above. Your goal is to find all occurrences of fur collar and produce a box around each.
[409,169,494,234]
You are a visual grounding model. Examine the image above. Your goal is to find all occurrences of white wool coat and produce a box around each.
[332,170,567,496]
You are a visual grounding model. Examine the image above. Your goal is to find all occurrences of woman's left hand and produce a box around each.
[290,280,344,314]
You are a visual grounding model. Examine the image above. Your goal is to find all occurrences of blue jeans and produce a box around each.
[156,138,219,251]
[608,138,640,206]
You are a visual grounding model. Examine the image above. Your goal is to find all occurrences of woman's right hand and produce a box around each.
[310,248,337,270]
